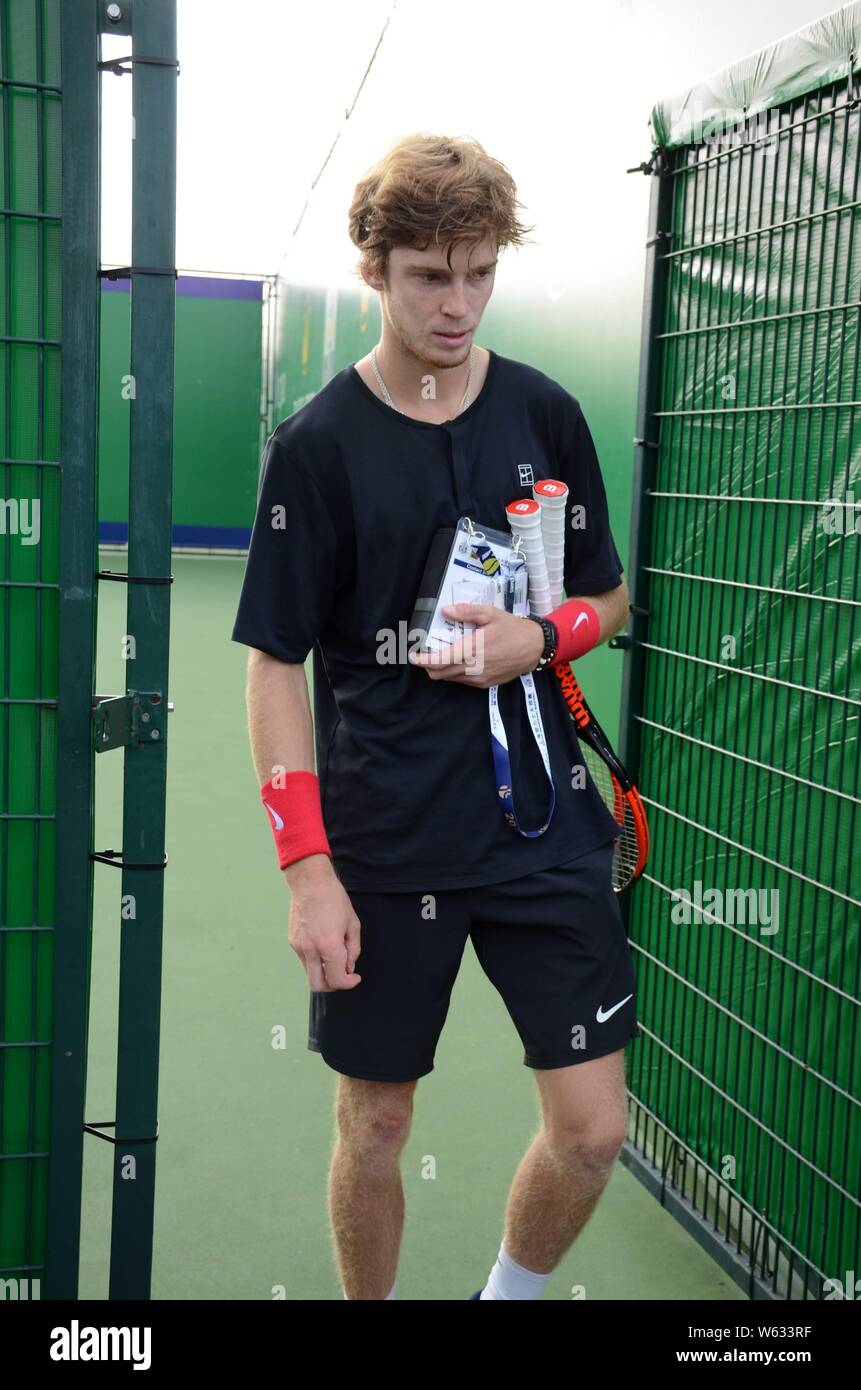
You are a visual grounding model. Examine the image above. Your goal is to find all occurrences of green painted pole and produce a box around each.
[45,0,100,1301]
[617,147,673,934]
[108,0,177,1299]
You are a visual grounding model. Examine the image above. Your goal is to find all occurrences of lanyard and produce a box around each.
[450,516,557,839]
[489,675,556,837]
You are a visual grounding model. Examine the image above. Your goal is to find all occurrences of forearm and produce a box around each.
[246,648,315,782]
[566,580,630,645]
[245,649,333,885]
[538,581,629,668]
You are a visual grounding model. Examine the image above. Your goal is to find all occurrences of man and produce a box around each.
[231,133,640,1300]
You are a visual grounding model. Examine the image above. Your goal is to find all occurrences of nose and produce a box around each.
[441,281,469,317]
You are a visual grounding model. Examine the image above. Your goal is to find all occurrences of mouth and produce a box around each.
[434,330,470,344]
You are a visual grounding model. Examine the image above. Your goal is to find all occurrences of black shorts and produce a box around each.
[308,837,641,1082]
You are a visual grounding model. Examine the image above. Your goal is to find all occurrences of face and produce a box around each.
[364,237,497,368]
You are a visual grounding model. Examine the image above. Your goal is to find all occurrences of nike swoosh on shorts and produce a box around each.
[596,993,634,1023]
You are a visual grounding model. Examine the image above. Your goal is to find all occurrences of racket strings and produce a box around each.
[583,748,643,893]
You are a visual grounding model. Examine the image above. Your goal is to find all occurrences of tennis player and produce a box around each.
[232,133,640,1301]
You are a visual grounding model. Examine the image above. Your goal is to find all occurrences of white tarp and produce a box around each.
[649,0,861,148]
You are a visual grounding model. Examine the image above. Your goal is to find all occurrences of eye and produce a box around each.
[419,270,492,282]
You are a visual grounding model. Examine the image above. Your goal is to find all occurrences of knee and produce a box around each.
[545,1112,628,1171]
[335,1084,414,1160]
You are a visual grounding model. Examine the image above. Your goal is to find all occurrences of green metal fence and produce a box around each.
[620,61,860,1299]
[0,0,69,1300]
[0,0,176,1301]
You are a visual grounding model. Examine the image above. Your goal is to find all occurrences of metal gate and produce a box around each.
[620,15,860,1300]
[0,0,176,1301]
[0,0,74,1302]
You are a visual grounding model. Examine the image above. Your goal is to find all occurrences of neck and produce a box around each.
[373,339,474,412]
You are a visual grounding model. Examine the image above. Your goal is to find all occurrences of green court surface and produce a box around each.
[78,553,746,1301]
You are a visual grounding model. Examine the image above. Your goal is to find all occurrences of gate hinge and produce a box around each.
[92,692,169,753]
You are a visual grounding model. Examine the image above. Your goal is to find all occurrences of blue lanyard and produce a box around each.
[489,675,556,837]
[451,519,556,839]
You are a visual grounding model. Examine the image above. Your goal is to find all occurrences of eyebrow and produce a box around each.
[406,260,498,273]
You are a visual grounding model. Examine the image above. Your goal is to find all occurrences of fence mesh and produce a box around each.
[0,0,62,1285]
[626,77,860,1299]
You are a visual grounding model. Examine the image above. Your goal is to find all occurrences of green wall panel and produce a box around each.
[98,276,262,545]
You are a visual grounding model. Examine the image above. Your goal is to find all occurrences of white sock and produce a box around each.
[343,1281,396,1299]
[479,1241,551,1300]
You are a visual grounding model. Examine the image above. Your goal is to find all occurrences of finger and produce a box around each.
[290,935,310,967]
[306,955,329,992]
[441,603,496,624]
[345,918,362,974]
[435,650,482,674]
[427,663,471,680]
[410,647,456,668]
[410,627,483,667]
[422,652,466,672]
[436,668,489,686]
[321,954,362,991]
[444,635,483,666]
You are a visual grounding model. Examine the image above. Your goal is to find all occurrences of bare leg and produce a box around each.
[501,1048,630,1275]
[327,1075,418,1300]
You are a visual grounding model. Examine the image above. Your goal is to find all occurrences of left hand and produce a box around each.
[408,604,545,688]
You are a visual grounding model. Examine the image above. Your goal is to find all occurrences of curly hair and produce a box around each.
[348,132,535,283]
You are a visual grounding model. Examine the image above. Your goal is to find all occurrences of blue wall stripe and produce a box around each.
[100,521,251,548]
[101,274,264,300]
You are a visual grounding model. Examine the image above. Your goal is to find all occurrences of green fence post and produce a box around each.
[104,0,177,1300]
[45,0,100,1302]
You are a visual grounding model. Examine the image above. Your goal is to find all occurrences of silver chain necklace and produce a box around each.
[371,344,475,417]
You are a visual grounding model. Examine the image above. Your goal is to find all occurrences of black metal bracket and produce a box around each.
[97,54,180,77]
[99,266,178,281]
[98,568,174,584]
[627,147,671,177]
[609,634,632,649]
[93,691,166,752]
[90,848,168,870]
[84,1120,159,1146]
[645,228,673,249]
[633,436,661,449]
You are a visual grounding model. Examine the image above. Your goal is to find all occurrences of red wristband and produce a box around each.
[546,598,601,663]
[261,771,332,870]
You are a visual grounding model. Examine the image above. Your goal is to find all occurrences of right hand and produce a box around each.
[284,854,362,992]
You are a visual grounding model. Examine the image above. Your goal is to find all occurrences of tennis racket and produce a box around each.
[552,661,649,893]
[503,489,649,893]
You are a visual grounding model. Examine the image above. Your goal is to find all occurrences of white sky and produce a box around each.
[99,0,836,293]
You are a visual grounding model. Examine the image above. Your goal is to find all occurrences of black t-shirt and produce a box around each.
[231,349,625,891]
